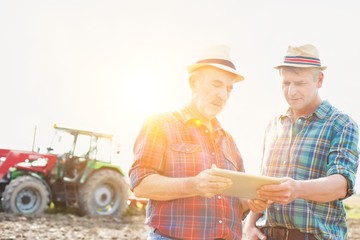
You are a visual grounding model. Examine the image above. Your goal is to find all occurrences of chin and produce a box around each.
[206,110,220,119]
[287,101,300,109]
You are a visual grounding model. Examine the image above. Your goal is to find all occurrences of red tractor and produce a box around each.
[0,125,129,216]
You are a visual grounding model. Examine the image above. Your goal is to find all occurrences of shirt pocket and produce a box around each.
[292,140,330,178]
[171,143,201,153]
[222,154,239,171]
[166,143,203,177]
[220,139,240,171]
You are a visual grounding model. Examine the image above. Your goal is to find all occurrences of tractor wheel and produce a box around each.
[1,176,50,215]
[78,169,128,217]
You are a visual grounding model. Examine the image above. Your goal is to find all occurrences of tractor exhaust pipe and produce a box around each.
[32,125,37,152]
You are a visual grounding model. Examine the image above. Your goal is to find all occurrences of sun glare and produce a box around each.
[121,70,172,119]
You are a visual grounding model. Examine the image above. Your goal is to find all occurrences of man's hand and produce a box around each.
[244,211,267,240]
[244,220,267,240]
[192,168,233,198]
[257,177,299,204]
[242,198,272,239]
[257,174,348,203]
[246,198,273,213]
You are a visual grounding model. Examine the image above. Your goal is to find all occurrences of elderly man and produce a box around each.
[245,44,359,240]
[129,45,270,240]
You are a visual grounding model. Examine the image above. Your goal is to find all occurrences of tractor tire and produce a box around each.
[1,176,50,215]
[78,169,128,217]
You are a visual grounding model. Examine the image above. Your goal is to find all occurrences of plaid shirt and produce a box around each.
[129,106,245,240]
[257,100,359,239]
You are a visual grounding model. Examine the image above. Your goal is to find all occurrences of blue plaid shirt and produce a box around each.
[257,100,359,240]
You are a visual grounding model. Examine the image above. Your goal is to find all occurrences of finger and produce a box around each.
[248,205,261,213]
[206,184,233,193]
[247,200,263,212]
[257,189,286,199]
[249,202,266,212]
[258,233,267,240]
[258,188,292,200]
[253,199,268,207]
[252,227,267,240]
[256,193,280,202]
[204,192,216,198]
[262,196,289,204]
[260,183,285,191]
[207,174,233,183]
[207,179,233,188]
[202,182,233,195]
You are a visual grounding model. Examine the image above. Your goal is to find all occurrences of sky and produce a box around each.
[1,0,360,189]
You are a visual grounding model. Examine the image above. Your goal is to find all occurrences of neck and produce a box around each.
[292,97,322,121]
[188,103,214,131]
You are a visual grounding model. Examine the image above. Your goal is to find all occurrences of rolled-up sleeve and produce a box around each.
[328,119,359,198]
[129,115,167,191]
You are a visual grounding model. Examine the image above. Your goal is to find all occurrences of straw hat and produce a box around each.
[187,44,244,82]
[274,44,327,70]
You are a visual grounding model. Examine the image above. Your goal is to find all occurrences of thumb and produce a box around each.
[207,164,218,174]
[255,230,266,240]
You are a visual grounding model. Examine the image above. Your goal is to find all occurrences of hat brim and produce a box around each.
[187,63,244,82]
[274,63,327,71]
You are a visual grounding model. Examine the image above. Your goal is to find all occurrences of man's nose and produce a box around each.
[287,84,297,96]
[217,87,229,100]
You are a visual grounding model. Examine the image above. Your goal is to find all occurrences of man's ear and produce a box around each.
[189,73,199,90]
[317,72,324,88]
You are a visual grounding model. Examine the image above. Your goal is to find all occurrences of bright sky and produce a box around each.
[1,0,360,189]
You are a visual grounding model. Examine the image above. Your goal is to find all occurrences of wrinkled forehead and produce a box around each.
[279,66,318,76]
[195,66,237,83]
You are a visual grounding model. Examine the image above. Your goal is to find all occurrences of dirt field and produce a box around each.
[0,212,149,240]
[1,197,360,240]
[1,213,360,240]
[347,219,360,240]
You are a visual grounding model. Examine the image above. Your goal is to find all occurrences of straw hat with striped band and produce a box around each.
[274,44,327,71]
[187,44,244,82]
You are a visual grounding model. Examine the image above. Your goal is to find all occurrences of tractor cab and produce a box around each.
[47,124,119,181]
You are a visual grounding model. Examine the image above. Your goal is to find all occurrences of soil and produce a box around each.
[348,219,360,240]
[0,212,149,240]
[0,212,360,240]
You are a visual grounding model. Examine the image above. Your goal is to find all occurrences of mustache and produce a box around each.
[212,97,225,106]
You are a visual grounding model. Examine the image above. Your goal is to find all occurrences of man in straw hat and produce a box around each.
[245,44,359,240]
[129,45,271,240]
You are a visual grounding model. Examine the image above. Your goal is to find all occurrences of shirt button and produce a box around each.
[186,149,190,152]
[218,220,223,224]
[205,130,209,133]
[211,152,215,155]
[283,161,286,164]
[217,196,221,199]
[276,207,280,211]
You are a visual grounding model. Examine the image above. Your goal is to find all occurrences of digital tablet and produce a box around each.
[211,168,281,200]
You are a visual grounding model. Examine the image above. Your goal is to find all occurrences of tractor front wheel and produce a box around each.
[78,169,128,217]
[1,176,50,215]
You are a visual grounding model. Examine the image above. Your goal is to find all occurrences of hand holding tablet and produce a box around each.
[210,166,281,200]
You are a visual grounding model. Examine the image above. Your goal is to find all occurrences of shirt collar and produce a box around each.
[177,106,225,133]
[280,100,331,120]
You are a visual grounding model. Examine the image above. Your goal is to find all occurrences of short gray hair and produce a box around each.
[279,66,322,81]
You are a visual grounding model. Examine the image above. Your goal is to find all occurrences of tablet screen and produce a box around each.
[211,168,281,199]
